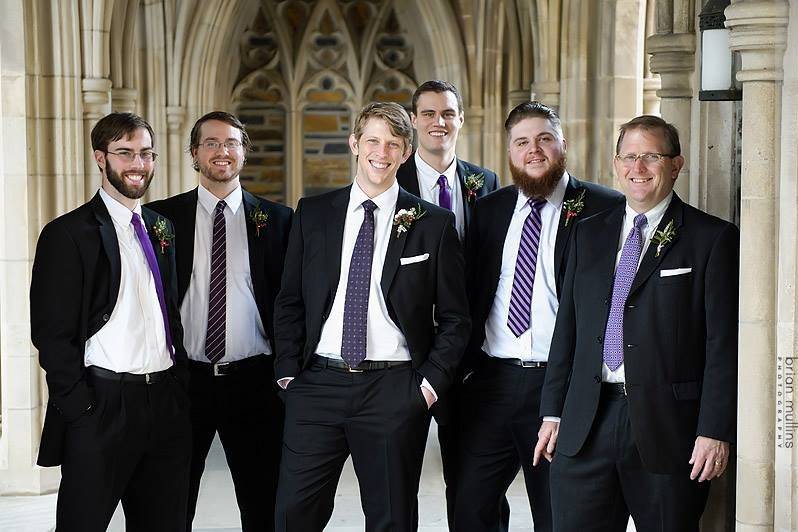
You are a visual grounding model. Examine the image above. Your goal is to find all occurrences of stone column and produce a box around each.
[529,80,560,109]
[82,77,112,197]
[725,3,789,531]
[110,87,137,113]
[166,105,188,195]
[647,32,695,201]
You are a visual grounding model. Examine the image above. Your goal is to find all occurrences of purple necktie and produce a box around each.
[205,201,227,363]
[341,200,378,367]
[130,213,174,360]
[438,175,452,210]
[507,198,547,337]
[603,213,647,371]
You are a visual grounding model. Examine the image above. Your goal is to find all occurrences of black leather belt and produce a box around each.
[601,382,627,395]
[88,365,171,384]
[482,355,547,369]
[312,355,412,372]
[189,354,269,377]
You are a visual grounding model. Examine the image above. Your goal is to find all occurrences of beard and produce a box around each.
[105,158,154,200]
[510,155,566,200]
[196,158,244,184]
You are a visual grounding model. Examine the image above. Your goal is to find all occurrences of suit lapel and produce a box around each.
[455,159,474,231]
[175,189,198,302]
[553,176,581,280]
[326,187,350,302]
[242,189,265,301]
[380,188,414,300]
[91,193,122,306]
[600,205,626,296]
[629,195,684,295]
[141,207,170,283]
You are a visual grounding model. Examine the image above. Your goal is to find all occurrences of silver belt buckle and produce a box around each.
[347,365,364,373]
[213,362,230,377]
[145,373,151,384]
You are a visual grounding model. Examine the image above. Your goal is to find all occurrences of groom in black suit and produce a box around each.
[455,102,621,532]
[535,115,739,531]
[273,102,470,531]
[147,111,293,531]
[395,81,499,529]
[31,112,191,531]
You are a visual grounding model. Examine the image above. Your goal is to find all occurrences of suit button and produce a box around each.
[626,343,636,348]
[627,304,636,309]
[102,313,110,322]
[604,298,609,305]
[594,376,601,383]
[596,335,603,344]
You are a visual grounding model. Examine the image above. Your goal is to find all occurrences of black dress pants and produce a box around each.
[275,361,431,532]
[186,355,284,532]
[549,388,710,532]
[55,368,192,532]
[455,360,551,532]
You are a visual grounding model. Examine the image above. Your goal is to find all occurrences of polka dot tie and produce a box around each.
[341,200,377,368]
[603,213,647,371]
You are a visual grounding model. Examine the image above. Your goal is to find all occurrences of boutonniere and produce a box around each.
[464,172,485,203]
[651,219,676,257]
[249,206,268,237]
[393,204,427,237]
[152,217,174,254]
[562,189,586,227]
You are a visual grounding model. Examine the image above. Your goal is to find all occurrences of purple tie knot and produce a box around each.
[634,213,648,230]
[362,199,377,214]
[437,175,452,211]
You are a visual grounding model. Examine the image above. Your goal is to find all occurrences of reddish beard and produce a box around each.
[510,155,566,199]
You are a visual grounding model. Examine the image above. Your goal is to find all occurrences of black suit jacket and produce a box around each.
[30,192,187,466]
[146,187,293,347]
[396,154,499,239]
[274,185,470,397]
[540,194,739,473]
[465,176,622,367]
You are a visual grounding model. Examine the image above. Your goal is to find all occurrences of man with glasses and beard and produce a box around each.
[30,112,191,531]
[454,102,621,532]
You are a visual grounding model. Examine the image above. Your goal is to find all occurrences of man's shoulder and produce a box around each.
[458,158,498,179]
[145,188,196,217]
[680,199,738,238]
[571,177,623,204]
[242,188,293,220]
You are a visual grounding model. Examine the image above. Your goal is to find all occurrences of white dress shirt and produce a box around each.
[316,180,410,360]
[180,184,271,362]
[482,172,570,362]
[602,192,672,383]
[84,188,173,374]
[414,151,465,240]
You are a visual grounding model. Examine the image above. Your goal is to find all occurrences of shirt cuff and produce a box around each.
[543,416,561,423]
[420,378,438,404]
[277,377,294,390]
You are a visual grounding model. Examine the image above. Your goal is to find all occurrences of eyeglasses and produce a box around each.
[614,153,674,167]
[106,150,158,163]
[198,140,243,151]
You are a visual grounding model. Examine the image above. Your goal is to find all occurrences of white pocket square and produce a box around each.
[400,253,429,265]
[660,267,692,277]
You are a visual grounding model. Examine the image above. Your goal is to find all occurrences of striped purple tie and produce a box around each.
[438,175,452,210]
[205,200,227,363]
[341,200,377,368]
[603,213,647,371]
[130,213,174,359]
[507,198,547,337]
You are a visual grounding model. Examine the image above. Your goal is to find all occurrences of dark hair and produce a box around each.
[411,80,464,115]
[91,112,154,152]
[189,111,253,154]
[352,102,413,152]
[504,101,562,138]
[616,115,681,156]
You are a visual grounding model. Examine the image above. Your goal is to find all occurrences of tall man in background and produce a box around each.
[148,111,293,531]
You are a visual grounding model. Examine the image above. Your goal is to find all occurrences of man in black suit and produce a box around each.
[30,112,191,531]
[273,102,470,531]
[147,111,292,531]
[534,115,739,531]
[397,80,499,529]
[455,102,621,532]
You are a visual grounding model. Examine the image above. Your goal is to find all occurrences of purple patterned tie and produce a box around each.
[205,201,227,363]
[130,213,174,360]
[603,213,647,371]
[341,200,377,367]
[507,198,547,337]
[438,175,452,210]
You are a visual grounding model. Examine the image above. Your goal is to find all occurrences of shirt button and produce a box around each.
[596,336,603,344]
[594,376,601,383]
[102,314,110,322]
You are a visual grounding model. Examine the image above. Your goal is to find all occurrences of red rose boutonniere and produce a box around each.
[152,217,174,254]
[562,189,586,227]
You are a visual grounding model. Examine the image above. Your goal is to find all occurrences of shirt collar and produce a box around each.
[624,191,672,229]
[198,184,243,215]
[514,171,570,213]
[98,187,142,226]
[415,151,458,192]
[349,178,399,214]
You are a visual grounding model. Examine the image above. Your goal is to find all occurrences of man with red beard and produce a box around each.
[147,111,293,531]
[31,112,191,531]
[454,102,621,532]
